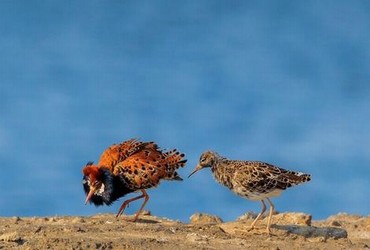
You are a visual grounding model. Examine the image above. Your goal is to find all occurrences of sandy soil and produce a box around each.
[0,212,369,249]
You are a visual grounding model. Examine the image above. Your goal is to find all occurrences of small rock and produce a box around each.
[326,213,362,223]
[273,225,347,239]
[72,217,85,224]
[45,217,57,222]
[141,210,151,216]
[186,233,208,243]
[330,220,341,227]
[0,232,21,242]
[189,213,223,224]
[272,212,312,226]
[75,226,86,233]
[12,216,21,223]
[237,212,259,221]
[34,226,42,233]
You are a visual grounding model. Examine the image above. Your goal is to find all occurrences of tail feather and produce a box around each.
[283,170,311,185]
[163,149,187,169]
[162,149,187,180]
[165,171,183,181]
[296,172,311,183]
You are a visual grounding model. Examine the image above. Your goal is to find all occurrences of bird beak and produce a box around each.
[188,164,203,178]
[85,187,96,205]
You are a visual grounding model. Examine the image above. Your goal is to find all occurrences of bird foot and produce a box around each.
[247,226,271,235]
[115,214,138,222]
[116,211,140,222]
[122,216,138,222]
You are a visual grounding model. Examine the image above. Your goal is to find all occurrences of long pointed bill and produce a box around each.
[85,187,96,205]
[188,164,203,178]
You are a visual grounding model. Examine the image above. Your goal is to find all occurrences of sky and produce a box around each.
[0,1,369,222]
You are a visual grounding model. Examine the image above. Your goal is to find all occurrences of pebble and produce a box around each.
[189,213,223,224]
[12,216,21,223]
[237,211,259,221]
[141,210,151,216]
[0,232,21,242]
[273,225,348,239]
[72,217,85,224]
[272,212,312,226]
[186,233,208,243]
[330,220,341,227]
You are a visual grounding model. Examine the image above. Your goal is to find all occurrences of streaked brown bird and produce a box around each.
[188,151,311,233]
[82,139,187,221]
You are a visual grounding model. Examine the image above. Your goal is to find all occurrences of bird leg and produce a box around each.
[248,199,266,231]
[116,194,145,218]
[116,189,150,221]
[132,189,149,222]
[265,198,275,234]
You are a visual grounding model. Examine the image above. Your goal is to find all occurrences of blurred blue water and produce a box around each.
[0,1,369,221]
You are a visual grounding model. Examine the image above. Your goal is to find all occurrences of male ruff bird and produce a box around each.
[82,139,187,221]
[188,151,311,234]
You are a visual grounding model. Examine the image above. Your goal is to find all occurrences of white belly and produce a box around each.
[233,186,283,201]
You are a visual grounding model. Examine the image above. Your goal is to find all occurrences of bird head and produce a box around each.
[188,151,219,178]
[82,162,111,205]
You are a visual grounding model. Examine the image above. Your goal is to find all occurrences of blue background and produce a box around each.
[1,1,369,221]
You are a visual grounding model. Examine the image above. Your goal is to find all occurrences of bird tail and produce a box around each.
[296,172,311,183]
[164,149,187,168]
[288,171,311,185]
[162,149,187,181]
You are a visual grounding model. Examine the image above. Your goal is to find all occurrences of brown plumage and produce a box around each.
[82,139,187,221]
[188,151,311,234]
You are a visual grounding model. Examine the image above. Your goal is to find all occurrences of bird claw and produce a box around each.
[115,213,138,222]
[123,216,138,222]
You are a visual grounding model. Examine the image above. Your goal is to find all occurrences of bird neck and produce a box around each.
[211,157,232,187]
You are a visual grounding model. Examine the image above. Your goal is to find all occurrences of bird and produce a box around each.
[188,151,311,234]
[82,138,187,221]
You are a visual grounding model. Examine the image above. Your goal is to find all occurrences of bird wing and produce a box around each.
[98,139,155,172]
[233,161,307,193]
[112,147,186,190]
[112,149,168,190]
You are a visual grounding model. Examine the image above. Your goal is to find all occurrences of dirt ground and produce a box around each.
[0,212,369,249]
